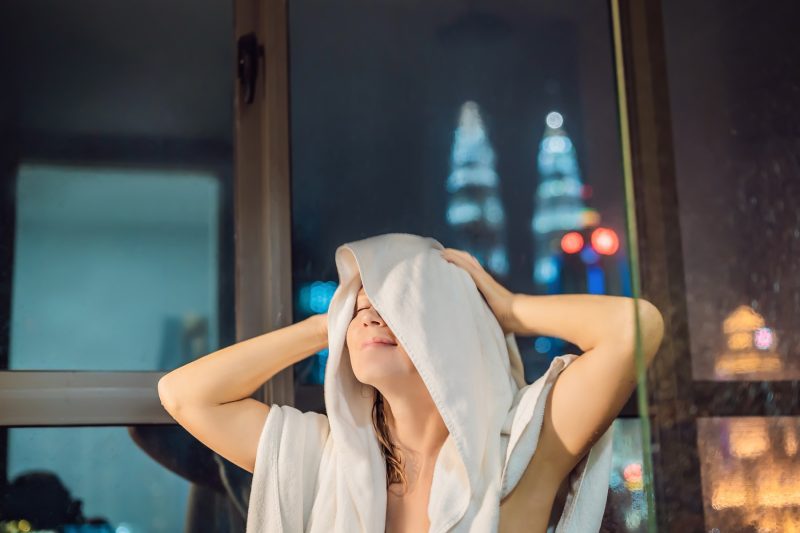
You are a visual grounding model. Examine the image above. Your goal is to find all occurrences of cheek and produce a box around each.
[346,324,363,361]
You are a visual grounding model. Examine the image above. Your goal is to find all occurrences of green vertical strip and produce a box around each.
[609,0,659,531]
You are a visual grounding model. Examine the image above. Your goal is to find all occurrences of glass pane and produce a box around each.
[1,426,251,532]
[10,165,222,371]
[697,417,800,531]
[1,0,235,371]
[661,0,800,381]
[604,418,651,532]
[287,0,630,389]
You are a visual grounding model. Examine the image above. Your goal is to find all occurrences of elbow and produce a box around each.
[633,299,665,364]
[157,375,181,414]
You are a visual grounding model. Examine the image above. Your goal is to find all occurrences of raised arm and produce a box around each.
[497,294,662,532]
[157,313,328,473]
[439,248,664,503]
[508,293,663,471]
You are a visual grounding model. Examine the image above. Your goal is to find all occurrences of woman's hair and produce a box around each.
[371,388,408,492]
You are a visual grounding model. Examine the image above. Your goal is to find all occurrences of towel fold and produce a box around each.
[246,233,613,532]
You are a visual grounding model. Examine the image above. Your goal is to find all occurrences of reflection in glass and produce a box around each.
[661,0,800,381]
[697,417,800,531]
[714,305,782,379]
[10,165,221,371]
[2,0,235,373]
[2,0,241,530]
[604,418,651,532]
[2,426,251,532]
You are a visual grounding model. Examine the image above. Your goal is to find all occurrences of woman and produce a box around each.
[158,233,664,532]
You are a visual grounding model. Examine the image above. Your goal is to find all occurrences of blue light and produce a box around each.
[587,265,605,294]
[534,256,559,284]
[446,200,482,225]
[488,246,510,276]
[534,336,553,353]
[314,348,329,383]
[580,246,599,264]
[619,257,632,297]
[484,196,505,226]
[541,135,573,154]
[299,280,338,314]
[447,167,499,192]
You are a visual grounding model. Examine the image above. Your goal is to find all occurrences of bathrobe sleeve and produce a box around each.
[499,354,615,533]
[245,404,331,533]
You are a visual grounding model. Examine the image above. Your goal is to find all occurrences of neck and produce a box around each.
[378,377,449,462]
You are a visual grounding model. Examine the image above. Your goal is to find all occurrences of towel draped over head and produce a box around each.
[246,232,614,532]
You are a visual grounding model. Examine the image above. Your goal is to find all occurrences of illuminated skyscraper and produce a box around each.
[531,111,600,292]
[445,101,509,277]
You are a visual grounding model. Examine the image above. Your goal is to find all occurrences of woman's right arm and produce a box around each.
[157,313,328,474]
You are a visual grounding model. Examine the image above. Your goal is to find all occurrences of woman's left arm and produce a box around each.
[440,247,665,479]
[508,292,664,474]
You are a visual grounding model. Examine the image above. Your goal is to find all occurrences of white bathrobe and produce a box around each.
[246,233,614,532]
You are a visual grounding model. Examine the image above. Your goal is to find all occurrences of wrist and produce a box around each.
[307,313,328,347]
[504,293,522,334]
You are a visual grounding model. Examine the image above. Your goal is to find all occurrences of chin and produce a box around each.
[353,361,416,387]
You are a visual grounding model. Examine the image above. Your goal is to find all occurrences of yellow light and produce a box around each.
[784,426,798,456]
[726,331,753,350]
[624,478,643,491]
[715,351,783,375]
[723,305,765,334]
[783,514,800,532]
[711,475,747,509]
[729,418,770,459]
[756,470,800,507]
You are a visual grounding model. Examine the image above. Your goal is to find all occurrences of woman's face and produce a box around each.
[346,285,417,387]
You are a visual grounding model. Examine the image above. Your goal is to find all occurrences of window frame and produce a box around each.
[612,0,800,529]
[0,0,293,435]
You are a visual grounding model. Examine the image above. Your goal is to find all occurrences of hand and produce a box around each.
[439,248,518,335]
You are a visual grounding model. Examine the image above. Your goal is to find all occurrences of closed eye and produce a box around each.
[351,306,366,319]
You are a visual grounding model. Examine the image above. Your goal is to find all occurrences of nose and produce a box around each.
[360,308,385,327]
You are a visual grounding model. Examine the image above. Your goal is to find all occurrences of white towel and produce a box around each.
[246,232,614,532]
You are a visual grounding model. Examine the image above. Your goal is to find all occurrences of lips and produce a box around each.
[362,336,397,348]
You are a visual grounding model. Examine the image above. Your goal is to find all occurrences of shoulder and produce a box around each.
[269,404,330,440]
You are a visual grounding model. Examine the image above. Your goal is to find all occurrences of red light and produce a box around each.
[591,227,619,255]
[561,232,584,254]
[623,462,642,482]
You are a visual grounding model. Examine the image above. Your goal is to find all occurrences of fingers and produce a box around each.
[441,247,472,262]
[441,248,482,271]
